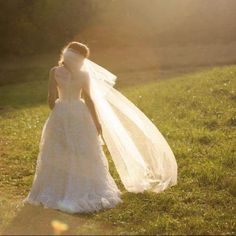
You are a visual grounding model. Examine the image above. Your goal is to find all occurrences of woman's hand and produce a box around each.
[95,122,103,136]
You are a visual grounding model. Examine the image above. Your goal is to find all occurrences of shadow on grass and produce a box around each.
[2,203,118,235]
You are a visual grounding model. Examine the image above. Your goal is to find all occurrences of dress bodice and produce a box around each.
[54,66,84,102]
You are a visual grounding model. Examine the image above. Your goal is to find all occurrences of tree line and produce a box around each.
[0,0,102,56]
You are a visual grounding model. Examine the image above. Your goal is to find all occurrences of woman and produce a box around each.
[23,41,178,214]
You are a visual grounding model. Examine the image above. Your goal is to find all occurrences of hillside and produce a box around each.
[0,65,235,235]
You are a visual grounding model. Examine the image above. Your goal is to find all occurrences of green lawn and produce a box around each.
[0,64,235,235]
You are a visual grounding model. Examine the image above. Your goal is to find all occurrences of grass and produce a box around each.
[0,64,235,235]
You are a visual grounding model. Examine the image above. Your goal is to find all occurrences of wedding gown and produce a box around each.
[22,66,123,214]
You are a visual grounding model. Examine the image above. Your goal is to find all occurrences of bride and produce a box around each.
[22,41,178,214]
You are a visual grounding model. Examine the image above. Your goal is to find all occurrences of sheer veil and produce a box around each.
[81,58,178,194]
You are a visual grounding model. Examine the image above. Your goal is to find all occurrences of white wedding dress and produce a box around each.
[22,48,178,213]
[22,66,123,214]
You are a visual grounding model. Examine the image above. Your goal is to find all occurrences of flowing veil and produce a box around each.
[81,59,178,193]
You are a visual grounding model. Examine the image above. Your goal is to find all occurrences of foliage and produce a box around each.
[0,0,97,55]
[1,0,236,56]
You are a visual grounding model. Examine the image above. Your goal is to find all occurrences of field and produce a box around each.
[0,61,235,234]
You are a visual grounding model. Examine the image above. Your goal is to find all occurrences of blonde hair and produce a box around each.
[58,41,90,66]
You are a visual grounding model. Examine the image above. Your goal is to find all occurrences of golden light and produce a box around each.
[51,219,69,235]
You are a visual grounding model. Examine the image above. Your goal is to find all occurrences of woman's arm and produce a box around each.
[82,71,102,136]
[48,67,58,110]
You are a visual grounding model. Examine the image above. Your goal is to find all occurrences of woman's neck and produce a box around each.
[62,61,83,74]
[63,62,72,72]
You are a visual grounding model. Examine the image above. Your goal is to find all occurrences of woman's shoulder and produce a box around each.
[50,65,63,73]
[49,66,63,83]
[79,70,90,85]
[80,69,89,77]
[49,65,68,80]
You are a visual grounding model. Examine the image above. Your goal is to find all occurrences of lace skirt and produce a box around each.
[22,99,123,213]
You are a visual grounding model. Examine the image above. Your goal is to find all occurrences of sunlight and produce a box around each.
[51,219,69,235]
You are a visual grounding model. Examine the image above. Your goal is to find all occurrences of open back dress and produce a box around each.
[22,65,123,214]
